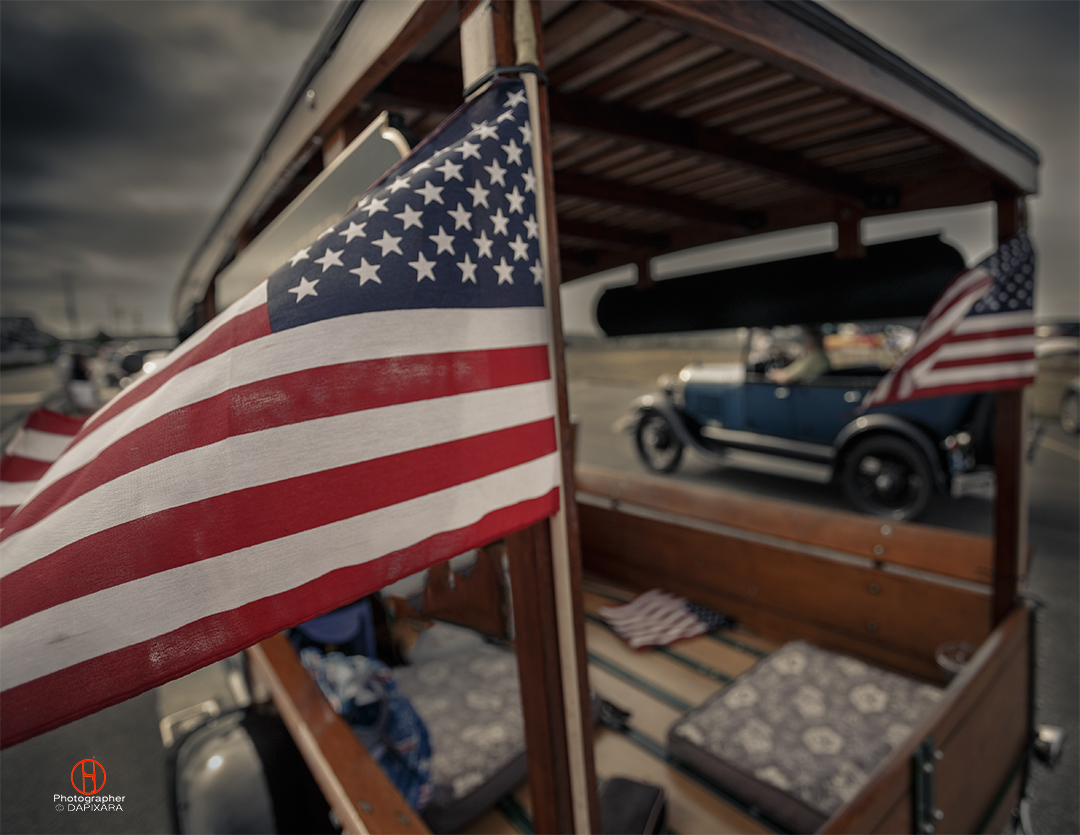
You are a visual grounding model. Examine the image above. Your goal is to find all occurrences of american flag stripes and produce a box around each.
[0,79,560,747]
[0,408,86,527]
[598,589,733,649]
[861,233,1036,409]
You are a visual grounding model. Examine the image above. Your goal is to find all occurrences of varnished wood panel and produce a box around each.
[418,544,509,638]
[579,502,991,675]
[577,464,994,585]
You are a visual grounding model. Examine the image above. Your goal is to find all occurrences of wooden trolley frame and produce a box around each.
[173,2,1041,832]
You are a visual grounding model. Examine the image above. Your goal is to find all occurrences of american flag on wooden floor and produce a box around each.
[598,589,733,649]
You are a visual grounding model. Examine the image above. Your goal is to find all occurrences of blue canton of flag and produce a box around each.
[967,233,1035,319]
[269,81,544,331]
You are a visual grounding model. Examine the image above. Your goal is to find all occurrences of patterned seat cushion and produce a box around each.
[668,641,943,833]
[393,643,526,833]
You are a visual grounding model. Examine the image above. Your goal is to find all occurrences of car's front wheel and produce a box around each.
[635,411,684,473]
[840,435,933,521]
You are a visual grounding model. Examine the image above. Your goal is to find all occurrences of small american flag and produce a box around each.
[598,589,733,649]
[862,233,1036,409]
[0,79,559,747]
[0,408,86,528]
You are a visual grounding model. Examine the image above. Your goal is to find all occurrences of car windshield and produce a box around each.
[746,323,917,378]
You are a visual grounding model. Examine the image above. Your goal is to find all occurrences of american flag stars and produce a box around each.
[269,79,546,332]
[287,276,319,302]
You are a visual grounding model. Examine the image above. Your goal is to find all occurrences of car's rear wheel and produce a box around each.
[635,411,684,473]
[1061,390,1079,435]
[841,435,933,521]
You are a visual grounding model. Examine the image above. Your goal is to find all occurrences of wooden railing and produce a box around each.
[247,634,429,835]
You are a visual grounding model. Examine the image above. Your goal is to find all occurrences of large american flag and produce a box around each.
[861,232,1036,409]
[0,79,560,747]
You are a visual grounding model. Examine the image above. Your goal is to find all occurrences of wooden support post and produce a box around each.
[991,194,1029,627]
[323,125,350,168]
[505,523,577,834]
[460,2,599,831]
[835,205,866,260]
[635,256,656,290]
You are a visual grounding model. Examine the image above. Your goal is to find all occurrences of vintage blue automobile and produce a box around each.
[622,325,993,521]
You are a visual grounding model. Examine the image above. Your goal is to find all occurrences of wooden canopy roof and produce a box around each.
[174,0,1039,327]
[369,0,1039,282]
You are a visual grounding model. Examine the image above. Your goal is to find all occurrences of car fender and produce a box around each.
[834,414,949,492]
[613,393,700,450]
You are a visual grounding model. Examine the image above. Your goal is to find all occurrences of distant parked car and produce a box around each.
[121,350,172,388]
[106,338,177,387]
[617,324,993,521]
[1062,378,1080,435]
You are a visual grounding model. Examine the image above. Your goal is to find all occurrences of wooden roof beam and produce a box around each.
[376,61,897,209]
[614,0,1039,193]
[558,218,671,252]
[546,90,898,210]
[555,171,763,232]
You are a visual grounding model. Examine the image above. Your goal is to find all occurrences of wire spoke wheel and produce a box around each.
[842,435,933,521]
[635,412,684,473]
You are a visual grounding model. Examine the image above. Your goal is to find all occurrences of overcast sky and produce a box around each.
[2,1,1077,339]
[1,0,337,338]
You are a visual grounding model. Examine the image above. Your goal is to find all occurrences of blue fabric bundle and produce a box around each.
[300,648,433,811]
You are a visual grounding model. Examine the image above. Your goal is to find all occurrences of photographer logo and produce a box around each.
[54,759,124,812]
[71,759,105,795]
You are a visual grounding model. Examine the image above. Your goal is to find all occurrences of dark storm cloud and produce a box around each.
[0,1,335,336]
[1,4,161,174]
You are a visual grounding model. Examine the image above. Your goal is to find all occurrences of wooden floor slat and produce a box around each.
[589,662,683,744]
[586,621,726,707]
[594,729,773,835]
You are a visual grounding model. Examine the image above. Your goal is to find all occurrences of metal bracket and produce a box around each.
[462,64,549,99]
[1034,724,1067,766]
[913,736,945,833]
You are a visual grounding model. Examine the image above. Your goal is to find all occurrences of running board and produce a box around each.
[699,425,834,464]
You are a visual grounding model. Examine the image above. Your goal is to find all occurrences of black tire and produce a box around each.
[635,411,684,473]
[841,434,934,521]
[1061,390,1079,435]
